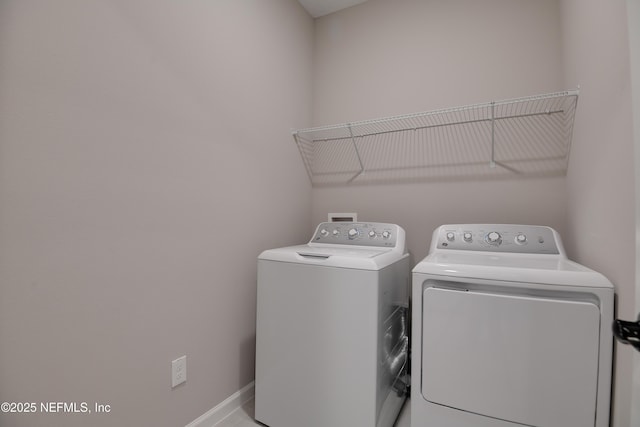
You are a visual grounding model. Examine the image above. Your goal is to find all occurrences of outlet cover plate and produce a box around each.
[172,355,187,388]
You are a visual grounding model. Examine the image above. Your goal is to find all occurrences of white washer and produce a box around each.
[255,222,410,427]
[411,224,614,427]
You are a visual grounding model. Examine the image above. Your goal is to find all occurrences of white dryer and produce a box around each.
[255,222,410,427]
[411,224,614,427]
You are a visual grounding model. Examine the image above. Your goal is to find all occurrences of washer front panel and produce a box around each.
[256,262,379,427]
[421,285,600,427]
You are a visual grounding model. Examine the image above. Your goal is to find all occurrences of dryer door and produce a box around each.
[421,286,600,427]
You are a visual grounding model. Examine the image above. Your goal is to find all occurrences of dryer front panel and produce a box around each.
[421,285,600,427]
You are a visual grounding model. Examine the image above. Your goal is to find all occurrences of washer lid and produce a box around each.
[259,244,405,270]
[413,252,613,288]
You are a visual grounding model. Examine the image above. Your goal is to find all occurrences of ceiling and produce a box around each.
[297,0,369,18]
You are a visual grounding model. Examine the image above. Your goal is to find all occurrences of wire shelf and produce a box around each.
[293,90,579,186]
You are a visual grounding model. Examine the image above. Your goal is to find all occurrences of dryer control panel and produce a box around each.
[434,224,560,254]
[311,222,401,248]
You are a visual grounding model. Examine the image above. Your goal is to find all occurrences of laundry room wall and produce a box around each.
[310,0,568,262]
[628,1,640,423]
[559,0,636,426]
[0,1,313,426]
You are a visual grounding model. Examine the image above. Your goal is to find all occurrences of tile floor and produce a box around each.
[215,398,410,427]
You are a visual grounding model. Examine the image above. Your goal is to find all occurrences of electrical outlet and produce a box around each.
[171,355,187,388]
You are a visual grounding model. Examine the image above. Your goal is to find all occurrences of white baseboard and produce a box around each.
[185,381,255,427]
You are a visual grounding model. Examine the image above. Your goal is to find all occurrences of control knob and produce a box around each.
[515,233,527,244]
[486,231,502,245]
[463,232,473,242]
[446,232,455,242]
[382,231,391,239]
[368,230,376,238]
[348,228,359,240]
[332,229,340,236]
[320,228,329,237]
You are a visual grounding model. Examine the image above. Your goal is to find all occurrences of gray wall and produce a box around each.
[628,0,640,423]
[560,0,636,425]
[0,1,313,426]
[311,0,567,263]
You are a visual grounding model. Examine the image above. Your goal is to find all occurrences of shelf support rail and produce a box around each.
[490,101,496,168]
[304,109,569,144]
[292,131,314,182]
[347,124,365,183]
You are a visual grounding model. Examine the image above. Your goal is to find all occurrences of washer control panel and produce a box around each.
[311,222,398,248]
[436,224,560,254]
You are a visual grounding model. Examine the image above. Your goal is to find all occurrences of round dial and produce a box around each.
[347,228,359,239]
[382,231,391,239]
[515,233,527,244]
[446,232,455,242]
[368,230,376,238]
[486,231,502,245]
[332,229,340,236]
[320,228,329,237]
[463,232,473,242]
